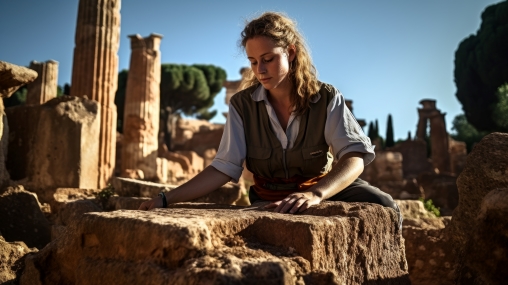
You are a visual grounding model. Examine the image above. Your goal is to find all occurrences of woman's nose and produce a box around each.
[257,62,266,74]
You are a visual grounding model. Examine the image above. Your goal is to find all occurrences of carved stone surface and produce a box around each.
[25,96,100,191]
[26,60,58,105]
[0,60,38,98]
[71,0,121,188]
[20,202,409,284]
[448,132,508,284]
[121,34,162,180]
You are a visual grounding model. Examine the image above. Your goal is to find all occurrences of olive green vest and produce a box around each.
[230,82,335,180]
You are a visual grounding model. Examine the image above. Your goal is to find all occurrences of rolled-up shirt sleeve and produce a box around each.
[324,89,375,166]
[210,103,246,183]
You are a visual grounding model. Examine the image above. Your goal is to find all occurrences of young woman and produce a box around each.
[139,12,400,223]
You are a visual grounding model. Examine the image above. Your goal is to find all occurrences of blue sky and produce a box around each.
[0,0,501,140]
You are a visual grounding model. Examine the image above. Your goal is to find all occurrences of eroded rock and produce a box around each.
[448,132,508,284]
[0,236,37,284]
[463,188,508,285]
[402,217,454,285]
[0,186,51,249]
[20,202,409,284]
[395,199,436,220]
[0,60,38,98]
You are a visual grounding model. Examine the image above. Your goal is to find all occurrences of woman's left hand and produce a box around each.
[264,191,322,214]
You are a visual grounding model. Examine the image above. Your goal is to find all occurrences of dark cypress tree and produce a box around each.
[375,119,380,139]
[385,114,395,147]
[367,121,375,141]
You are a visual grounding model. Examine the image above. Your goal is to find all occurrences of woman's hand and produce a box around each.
[138,196,163,211]
[265,191,322,214]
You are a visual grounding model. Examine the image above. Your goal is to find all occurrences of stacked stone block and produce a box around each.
[121,34,162,180]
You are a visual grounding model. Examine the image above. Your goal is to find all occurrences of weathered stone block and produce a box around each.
[175,150,204,175]
[26,96,100,190]
[0,186,51,249]
[388,140,433,179]
[463,188,508,285]
[0,237,37,284]
[20,202,409,284]
[395,199,436,220]
[448,132,508,283]
[0,60,38,98]
[402,217,454,285]
[417,172,458,216]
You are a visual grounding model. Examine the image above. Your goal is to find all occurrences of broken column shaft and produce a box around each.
[26,60,59,105]
[121,34,162,180]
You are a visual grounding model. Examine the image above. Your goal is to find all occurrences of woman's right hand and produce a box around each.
[138,196,163,211]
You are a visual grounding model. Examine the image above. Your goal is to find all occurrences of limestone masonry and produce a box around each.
[71,0,121,188]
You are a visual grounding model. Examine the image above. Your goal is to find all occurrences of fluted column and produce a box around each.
[70,0,121,188]
[121,34,162,180]
[26,60,59,105]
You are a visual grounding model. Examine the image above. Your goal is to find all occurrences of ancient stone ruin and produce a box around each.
[361,99,467,215]
[25,60,59,106]
[19,202,409,285]
[71,0,121,188]
[1,0,507,283]
[121,33,163,181]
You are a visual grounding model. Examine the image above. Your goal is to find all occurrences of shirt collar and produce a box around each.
[250,84,321,103]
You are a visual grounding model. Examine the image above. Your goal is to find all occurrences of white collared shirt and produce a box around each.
[211,84,375,182]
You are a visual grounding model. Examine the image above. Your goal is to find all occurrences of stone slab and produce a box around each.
[20,201,409,284]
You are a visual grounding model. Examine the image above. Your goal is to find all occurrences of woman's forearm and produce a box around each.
[165,165,232,204]
[308,152,365,200]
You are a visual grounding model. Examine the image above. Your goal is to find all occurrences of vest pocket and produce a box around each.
[246,146,272,178]
[301,144,332,175]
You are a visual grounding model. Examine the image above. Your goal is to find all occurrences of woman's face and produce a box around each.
[245,36,295,92]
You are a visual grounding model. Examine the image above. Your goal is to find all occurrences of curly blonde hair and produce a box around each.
[239,12,321,115]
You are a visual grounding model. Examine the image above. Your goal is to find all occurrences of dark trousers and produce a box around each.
[249,178,402,229]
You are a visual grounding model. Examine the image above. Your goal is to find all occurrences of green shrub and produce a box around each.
[419,197,441,217]
[96,184,115,209]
